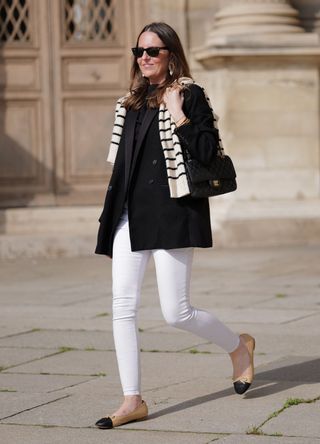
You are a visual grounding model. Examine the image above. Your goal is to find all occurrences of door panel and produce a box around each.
[0,0,54,207]
[0,0,136,207]
[51,0,133,205]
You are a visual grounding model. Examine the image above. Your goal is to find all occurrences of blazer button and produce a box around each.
[108,185,113,191]
[148,179,154,185]
[152,159,158,166]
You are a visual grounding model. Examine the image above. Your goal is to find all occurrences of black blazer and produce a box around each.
[95,84,220,258]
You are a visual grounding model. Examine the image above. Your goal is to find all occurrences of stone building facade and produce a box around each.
[0,0,319,255]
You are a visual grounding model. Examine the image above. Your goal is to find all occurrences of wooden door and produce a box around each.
[50,0,137,205]
[0,0,54,207]
[0,0,141,207]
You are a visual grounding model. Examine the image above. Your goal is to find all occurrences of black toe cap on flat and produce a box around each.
[95,417,113,429]
[233,381,251,395]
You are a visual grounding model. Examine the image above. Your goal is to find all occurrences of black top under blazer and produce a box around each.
[95,84,220,258]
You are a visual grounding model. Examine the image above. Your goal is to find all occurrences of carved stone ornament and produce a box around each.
[206,0,319,47]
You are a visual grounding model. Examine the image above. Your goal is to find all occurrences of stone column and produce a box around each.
[192,0,320,214]
[314,10,320,34]
[207,0,318,46]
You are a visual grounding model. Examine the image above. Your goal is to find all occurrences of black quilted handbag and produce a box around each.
[184,148,237,198]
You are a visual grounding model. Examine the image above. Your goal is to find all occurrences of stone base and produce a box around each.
[210,198,320,248]
[0,206,101,259]
[0,201,319,258]
[207,32,319,47]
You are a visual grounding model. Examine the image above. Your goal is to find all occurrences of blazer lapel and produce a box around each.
[124,110,138,193]
[129,108,158,183]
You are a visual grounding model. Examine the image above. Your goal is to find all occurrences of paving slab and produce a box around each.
[2,348,283,395]
[61,294,111,309]
[129,398,275,434]
[0,328,209,353]
[141,332,207,352]
[261,401,320,438]
[127,380,320,434]
[0,327,32,338]
[0,384,269,433]
[255,293,320,310]
[0,392,70,420]
[0,304,109,321]
[0,329,115,351]
[3,350,231,382]
[140,352,282,391]
[0,287,107,306]
[0,373,94,393]
[194,333,320,356]
[3,377,320,434]
[0,347,59,370]
[0,316,112,332]
[57,375,122,397]
[188,292,276,310]
[253,355,320,384]
[59,369,319,404]
[137,306,315,324]
[142,375,320,403]
[0,425,221,444]
[216,436,320,443]
[1,391,118,427]
[222,313,320,337]
[3,350,116,378]
[0,256,111,284]
[0,246,319,441]
[279,312,320,333]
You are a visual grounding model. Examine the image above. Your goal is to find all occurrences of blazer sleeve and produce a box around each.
[174,84,220,166]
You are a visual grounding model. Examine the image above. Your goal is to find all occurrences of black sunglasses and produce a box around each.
[131,46,169,58]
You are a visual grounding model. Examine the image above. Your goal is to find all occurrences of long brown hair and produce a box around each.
[123,22,192,110]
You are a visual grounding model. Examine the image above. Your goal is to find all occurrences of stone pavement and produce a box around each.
[0,245,319,443]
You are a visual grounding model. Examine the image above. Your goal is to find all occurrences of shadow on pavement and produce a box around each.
[148,357,320,419]
[246,356,320,399]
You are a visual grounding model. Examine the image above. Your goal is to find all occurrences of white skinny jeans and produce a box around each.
[112,209,240,395]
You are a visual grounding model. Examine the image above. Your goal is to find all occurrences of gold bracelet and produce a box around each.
[175,115,186,126]
[176,117,190,128]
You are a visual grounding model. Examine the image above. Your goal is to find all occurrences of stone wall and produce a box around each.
[1,0,319,257]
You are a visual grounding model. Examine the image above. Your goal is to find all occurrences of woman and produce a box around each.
[95,22,255,429]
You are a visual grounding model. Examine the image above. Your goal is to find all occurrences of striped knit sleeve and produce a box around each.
[107,96,127,164]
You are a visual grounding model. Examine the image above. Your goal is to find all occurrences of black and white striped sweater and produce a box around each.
[107,77,224,198]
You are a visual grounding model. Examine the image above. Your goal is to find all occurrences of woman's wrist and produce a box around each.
[174,113,186,124]
[176,115,190,128]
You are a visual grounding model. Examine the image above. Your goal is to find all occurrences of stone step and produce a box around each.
[0,199,319,258]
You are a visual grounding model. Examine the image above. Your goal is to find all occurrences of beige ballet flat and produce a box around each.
[233,333,255,394]
[95,400,148,429]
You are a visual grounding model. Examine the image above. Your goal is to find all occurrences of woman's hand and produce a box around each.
[163,83,186,123]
